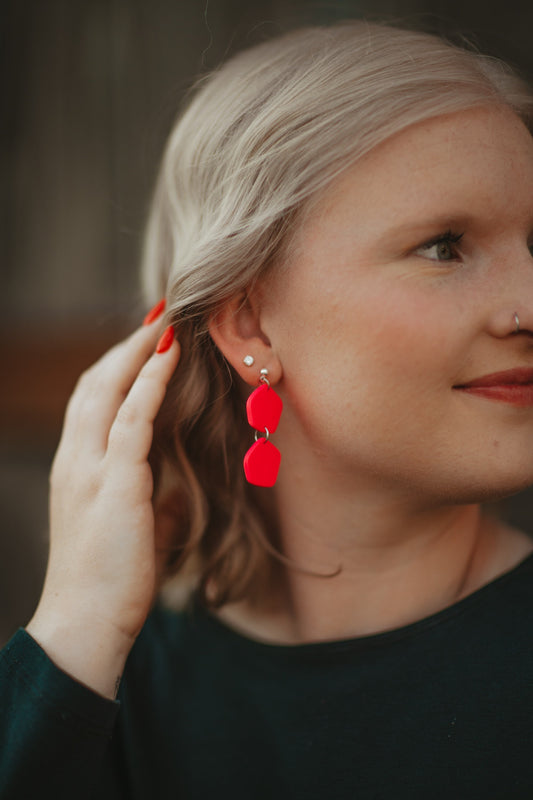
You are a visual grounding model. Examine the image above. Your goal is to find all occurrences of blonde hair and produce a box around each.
[142,20,533,609]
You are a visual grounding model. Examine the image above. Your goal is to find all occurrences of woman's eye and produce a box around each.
[414,231,464,262]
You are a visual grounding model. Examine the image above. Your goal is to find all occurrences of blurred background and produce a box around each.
[2,0,533,646]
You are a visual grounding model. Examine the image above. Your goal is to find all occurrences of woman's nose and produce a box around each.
[485,248,533,338]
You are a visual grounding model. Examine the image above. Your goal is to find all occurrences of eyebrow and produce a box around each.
[383,214,477,239]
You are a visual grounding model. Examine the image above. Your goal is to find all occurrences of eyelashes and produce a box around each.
[416,230,464,262]
[412,230,533,263]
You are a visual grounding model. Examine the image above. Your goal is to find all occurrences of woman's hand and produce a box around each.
[26,305,180,699]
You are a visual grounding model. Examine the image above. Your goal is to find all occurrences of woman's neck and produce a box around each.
[216,484,533,645]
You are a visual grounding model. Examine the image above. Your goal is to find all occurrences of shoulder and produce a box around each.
[461,518,533,601]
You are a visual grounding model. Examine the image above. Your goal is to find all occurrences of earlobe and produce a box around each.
[208,292,282,386]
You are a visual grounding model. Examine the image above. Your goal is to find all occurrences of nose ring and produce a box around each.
[514,312,520,334]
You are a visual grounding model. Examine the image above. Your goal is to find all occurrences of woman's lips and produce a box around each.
[454,368,533,407]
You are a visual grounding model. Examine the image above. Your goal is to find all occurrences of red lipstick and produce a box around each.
[454,368,533,407]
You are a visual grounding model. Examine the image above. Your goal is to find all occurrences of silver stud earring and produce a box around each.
[243,355,255,366]
[514,312,520,334]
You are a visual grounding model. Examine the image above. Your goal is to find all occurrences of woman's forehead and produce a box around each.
[303,107,533,229]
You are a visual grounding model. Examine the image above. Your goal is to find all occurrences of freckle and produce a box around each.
[493,440,500,448]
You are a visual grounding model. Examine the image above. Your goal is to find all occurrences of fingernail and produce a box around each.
[156,325,175,353]
[143,298,166,326]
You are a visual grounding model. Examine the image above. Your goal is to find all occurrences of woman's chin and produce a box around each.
[444,473,533,506]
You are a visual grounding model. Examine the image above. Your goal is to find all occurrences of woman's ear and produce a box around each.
[208,292,282,386]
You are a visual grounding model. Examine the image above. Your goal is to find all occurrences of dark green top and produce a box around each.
[2,553,533,799]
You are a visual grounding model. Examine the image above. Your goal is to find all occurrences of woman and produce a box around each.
[2,20,533,799]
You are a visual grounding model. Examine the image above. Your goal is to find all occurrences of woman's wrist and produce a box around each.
[26,606,134,701]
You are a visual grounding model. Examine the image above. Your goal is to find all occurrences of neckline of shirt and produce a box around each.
[187,549,533,661]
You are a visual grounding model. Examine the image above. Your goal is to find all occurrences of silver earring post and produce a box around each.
[259,368,270,387]
[514,312,520,334]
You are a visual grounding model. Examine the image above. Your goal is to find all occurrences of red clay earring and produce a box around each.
[243,369,283,487]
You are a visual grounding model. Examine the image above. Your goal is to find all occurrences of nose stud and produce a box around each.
[514,312,520,334]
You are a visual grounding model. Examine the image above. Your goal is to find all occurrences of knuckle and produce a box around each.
[116,399,139,429]
[83,469,103,501]
[65,380,99,429]
[70,369,99,410]
[50,452,101,501]
[136,369,159,393]
[76,354,116,397]
[137,369,166,401]
[107,425,125,453]
[78,391,104,423]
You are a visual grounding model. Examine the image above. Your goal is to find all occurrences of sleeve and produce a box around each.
[0,628,122,799]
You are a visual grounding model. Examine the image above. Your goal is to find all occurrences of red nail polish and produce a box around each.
[143,298,166,326]
[156,325,174,353]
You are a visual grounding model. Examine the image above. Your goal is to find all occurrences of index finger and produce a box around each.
[61,308,170,457]
[106,327,180,464]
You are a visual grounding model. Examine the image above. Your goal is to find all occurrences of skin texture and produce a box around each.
[211,106,533,642]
